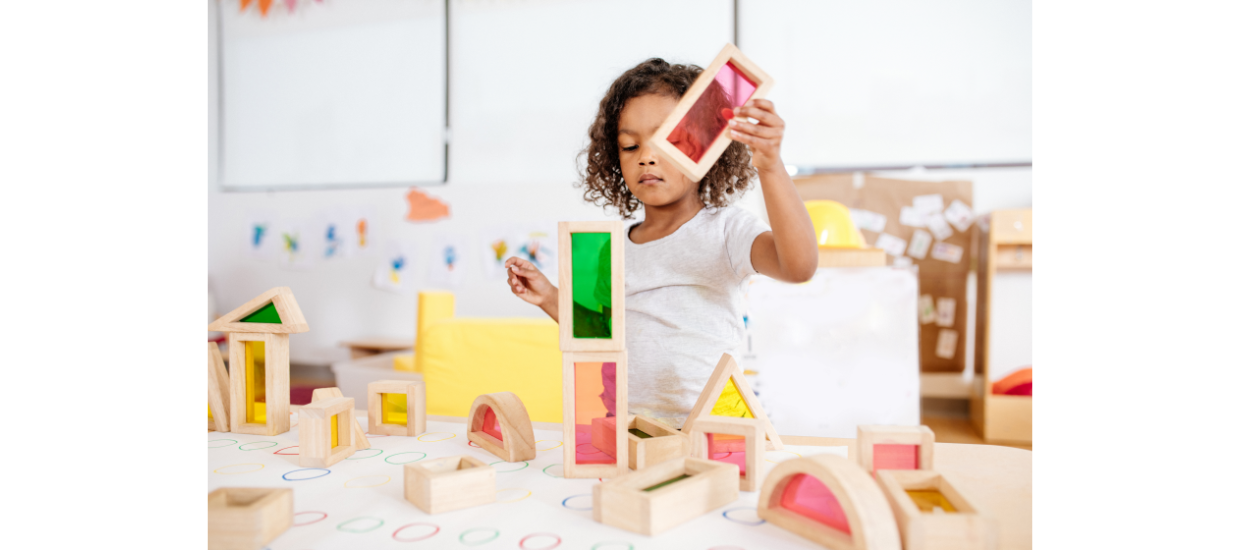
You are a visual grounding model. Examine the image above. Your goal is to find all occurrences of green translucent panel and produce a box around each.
[643,474,691,492]
[629,428,653,439]
[571,232,611,339]
[382,393,408,425]
[240,302,282,324]
[245,341,266,424]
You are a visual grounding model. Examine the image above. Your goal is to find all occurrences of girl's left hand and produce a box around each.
[729,98,785,174]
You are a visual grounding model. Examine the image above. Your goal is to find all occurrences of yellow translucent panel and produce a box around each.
[382,393,408,425]
[208,403,213,420]
[906,490,957,513]
[711,377,754,418]
[245,341,267,424]
[330,414,339,448]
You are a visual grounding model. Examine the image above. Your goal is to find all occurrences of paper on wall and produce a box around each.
[943,199,976,232]
[919,294,936,324]
[930,242,964,263]
[935,297,956,327]
[925,212,954,241]
[244,209,277,260]
[899,206,926,228]
[275,220,316,271]
[426,233,467,289]
[372,242,417,294]
[936,328,959,359]
[913,194,944,215]
[874,233,907,257]
[907,229,932,260]
[849,208,887,233]
[893,256,913,268]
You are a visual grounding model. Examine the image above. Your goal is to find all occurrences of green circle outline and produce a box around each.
[384,451,427,465]
[458,527,500,546]
[346,448,384,460]
[208,439,238,448]
[238,441,279,451]
[488,460,529,473]
[336,516,385,533]
[541,463,564,478]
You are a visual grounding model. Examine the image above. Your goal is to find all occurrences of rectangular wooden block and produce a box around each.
[593,457,738,536]
[855,425,935,474]
[208,341,231,432]
[367,380,426,437]
[876,470,998,550]
[627,415,690,470]
[404,455,496,515]
[208,487,293,550]
[558,221,626,353]
[562,350,628,479]
[298,396,355,468]
[227,332,291,436]
[690,416,764,492]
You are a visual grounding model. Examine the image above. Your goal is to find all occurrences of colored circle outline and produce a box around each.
[416,432,457,442]
[536,440,563,451]
[273,446,299,455]
[238,441,279,451]
[721,507,766,526]
[541,464,564,478]
[337,517,384,533]
[519,533,562,550]
[213,463,264,474]
[488,460,529,473]
[292,511,328,527]
[344,475,391,488]
[347,448,384,460]
[561,494,592,511]
[208,439,238,448]
[392,522,440,542]
[458,527,500,546]
[592,543,635,550]
[283,468,331,481]
[496,488,532,503]
[468,440,481,448]
[385,452,427,465]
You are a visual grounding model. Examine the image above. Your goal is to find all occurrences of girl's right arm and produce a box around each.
[504,257,559,322]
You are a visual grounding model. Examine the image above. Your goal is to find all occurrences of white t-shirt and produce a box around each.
[624,206,770,428]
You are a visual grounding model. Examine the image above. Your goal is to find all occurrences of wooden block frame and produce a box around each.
[404,455,496,515]
[467,392,536,463]
[855,425,935,475]
[208,342,230,432]
[682,353,784,450]
[208,487,293,550]
[689,416,764,492]
[593,457,738,536]
[298,396,356,468]
[228,332,290,436]
[310,387,370,450]
[208,286,310,334]
[650,43,774,182]
[557,221,625,353]
[562,350,628,479]
[625,415,689,470]
[876,470,998,550]
[758,454,901,550]
[367,380,426,437]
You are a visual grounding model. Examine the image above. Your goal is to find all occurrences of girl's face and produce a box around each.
[617,93,699,209]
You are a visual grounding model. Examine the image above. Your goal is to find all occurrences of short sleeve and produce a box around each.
[724,208,771,279]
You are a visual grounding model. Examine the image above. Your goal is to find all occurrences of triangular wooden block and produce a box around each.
[310,387,370,450]
[682,353,783,450]
[207,342,230,432]
[208,287,309,334]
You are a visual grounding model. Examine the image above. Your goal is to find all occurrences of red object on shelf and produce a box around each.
[992,367,1032,396]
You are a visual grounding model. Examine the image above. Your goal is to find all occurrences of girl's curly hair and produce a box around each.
[577,58,757,219]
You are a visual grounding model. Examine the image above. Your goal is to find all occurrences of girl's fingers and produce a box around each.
[729,119,781,139]
[735,103,783,129]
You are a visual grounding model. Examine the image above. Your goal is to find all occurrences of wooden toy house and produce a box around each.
[855,425,935,475]
[367,380,426,437]
[876,470,998,550]
[466,392,536,462]
[208,487,293,550]
[758,454,901,550]
[593,457,738,536]
[682,353,784,450]
[404,455,496,515]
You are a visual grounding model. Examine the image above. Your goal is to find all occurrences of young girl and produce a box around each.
[505,58,817,429]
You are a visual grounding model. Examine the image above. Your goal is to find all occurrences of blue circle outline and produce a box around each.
[721,507,766,526]
[283,468,331,481]
[561,494,592,511]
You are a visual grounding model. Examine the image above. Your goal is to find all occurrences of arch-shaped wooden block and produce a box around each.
[467,392,536,462]
[757,454,901,550]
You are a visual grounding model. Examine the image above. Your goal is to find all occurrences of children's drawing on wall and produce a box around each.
[514,228,555,271]
[481,222,558,283]
[404,187,450,223]
[275,221,315,271]
[480,224,516,280]
[317,209,348,261]
[426,233,467,289]
[373,242,417,294]
[245,210,277,260]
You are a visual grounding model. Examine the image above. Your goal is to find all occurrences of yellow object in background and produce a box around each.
[408,291,456,373]
[804,200,864,248]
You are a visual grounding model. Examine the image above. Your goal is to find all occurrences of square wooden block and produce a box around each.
[208,487,292,550]
[690,416,764,492]
[856,425,935,474]
[593,457,738,536]
[596,415,688,470]
[404,455,496,515]
[368,380,426,437]
[876,470,998,550]
[298,396,355,468]
[227,332,291,436]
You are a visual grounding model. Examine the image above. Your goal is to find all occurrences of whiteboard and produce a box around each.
[739,0,1032,167]
[220,0,446,189]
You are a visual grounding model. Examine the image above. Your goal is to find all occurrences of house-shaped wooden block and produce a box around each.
[466,392,536,462]
[855,425,936,475]
[298,396,356,468]
[593,457,738,536]
[208,487,293,550]
[208,342,230,432]
[404,455,496,514]
[689,416,764,492]
[592,415,689,470]
[208,287,309,437]
[367,380,426,437]
[876,470,998,550]
[758,454,901,550]
[682,353,783,450]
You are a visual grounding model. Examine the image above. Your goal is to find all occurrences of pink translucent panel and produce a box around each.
[668,61,758,162]
[574,361,618,465]
[873,444,919,471]
[780,474,852,535]
[482,406,503,441]
[706,433,747,476]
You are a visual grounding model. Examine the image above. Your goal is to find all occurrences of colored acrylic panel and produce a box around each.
[244,341,267,424]
[382,393,408,425]
[643,474,691,492]
[873,444,919,471]
[629,428,653,439]
[780,474,851,535]
[240,302,282,324]
[710,378,754,418]
[330,413,339,448]
[208,403,213,420]
[906,490,957,513]
[481,406,503,441]
[668,61,758,162]
[570,232,612,339]
[573,361,617,465]
[706,433,747,476]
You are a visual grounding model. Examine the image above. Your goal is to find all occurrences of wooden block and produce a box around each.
[876,470,999,550]
[758,454,901,550]
[208,286,310,334]
[689,416,764,492]
[649,43,775,182]
[404,455,496,514]
[297,396,355,468]
[627,415,690,470]
[208,487,292,550]
[208,342,230,433]
[855,425,935,475]
[310,387,369,450]
[466,392,536,463]
[227,332,291,436]
[593,457,738,536]
[982,395,1032,444]
[557,221,625,352]
[682,353,784,450]
[562,350,628,479]
[367,380,426,437]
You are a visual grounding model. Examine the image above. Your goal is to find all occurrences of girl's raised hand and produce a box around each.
[504,257,557,308]
[728,98,785,174]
